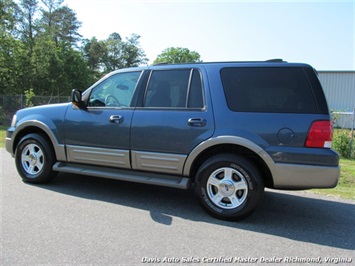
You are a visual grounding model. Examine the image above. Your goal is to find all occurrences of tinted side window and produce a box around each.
[144,69,204,108]
[221,67,318,113]
[88,71,141,107]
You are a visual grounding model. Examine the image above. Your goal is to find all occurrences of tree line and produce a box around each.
[1,0,202,98]
[0,0,151,98]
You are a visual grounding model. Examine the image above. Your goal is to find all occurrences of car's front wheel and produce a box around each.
[195,154,264,221]
[15,133,57,183]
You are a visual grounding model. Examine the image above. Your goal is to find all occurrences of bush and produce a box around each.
[333,129,354,158]
[24,88,35,107]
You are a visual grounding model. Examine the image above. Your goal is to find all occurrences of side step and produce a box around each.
[53,162,191,189]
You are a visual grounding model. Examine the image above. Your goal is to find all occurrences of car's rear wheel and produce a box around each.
[15,133,57,183]
[195,154,264,221]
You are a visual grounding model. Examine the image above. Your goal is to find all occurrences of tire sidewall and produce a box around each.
[196,155,264,220]
[15,134,55,183]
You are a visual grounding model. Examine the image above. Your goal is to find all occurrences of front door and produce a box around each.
[64,71,142,168]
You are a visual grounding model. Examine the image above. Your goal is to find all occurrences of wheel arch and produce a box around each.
[184,136,275,188]
[12,121,66,161]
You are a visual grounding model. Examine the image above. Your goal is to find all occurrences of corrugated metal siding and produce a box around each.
[318,71,355,112]
[317,71,355,129]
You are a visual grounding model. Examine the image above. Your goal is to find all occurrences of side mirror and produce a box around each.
[71,89,85,109]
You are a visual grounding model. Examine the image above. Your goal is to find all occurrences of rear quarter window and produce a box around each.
[220,67,318,113]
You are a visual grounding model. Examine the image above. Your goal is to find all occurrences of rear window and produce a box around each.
[220,67,318,113]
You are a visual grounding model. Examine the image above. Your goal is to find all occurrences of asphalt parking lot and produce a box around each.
[1,148,354,265]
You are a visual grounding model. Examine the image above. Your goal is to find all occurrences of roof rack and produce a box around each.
[265,59,286,62]
[150,59,288,67]
[152,62,169,66]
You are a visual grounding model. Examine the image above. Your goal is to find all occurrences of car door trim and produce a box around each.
[66,145,130,169]
[131,150,186,174]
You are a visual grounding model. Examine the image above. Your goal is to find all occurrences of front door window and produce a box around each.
[88,71,142,108]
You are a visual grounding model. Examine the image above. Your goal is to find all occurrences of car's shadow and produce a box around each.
[38,173,354,250]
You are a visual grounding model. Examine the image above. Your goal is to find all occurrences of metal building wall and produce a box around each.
[318,71,355,111]
[318,71,355,129]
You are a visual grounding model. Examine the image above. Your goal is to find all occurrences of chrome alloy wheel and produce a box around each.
[21,143,44,176]
[206,167,248,209]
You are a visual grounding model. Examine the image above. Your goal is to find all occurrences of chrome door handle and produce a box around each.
[109,115,124,124]
[188,118,207,127]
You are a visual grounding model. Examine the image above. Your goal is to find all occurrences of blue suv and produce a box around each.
[5,60,340,220]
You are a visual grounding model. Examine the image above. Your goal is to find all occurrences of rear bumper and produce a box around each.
[271,163,340,189]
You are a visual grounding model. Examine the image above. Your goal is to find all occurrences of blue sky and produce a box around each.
[63,0,354,70]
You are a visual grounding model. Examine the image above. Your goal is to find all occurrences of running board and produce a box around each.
[53,162,191,189]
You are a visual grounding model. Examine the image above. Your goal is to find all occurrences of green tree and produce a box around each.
[0,34,25,94]
[39,0,62,30]
[31,34,62,96]
[154,47,202,64]
[61,45,92,93]
[102,32,124,73]
[31,34,90,96]
[18,0,38,52]
[83,33,148,80]
[39,0,81,46]
[50,5,82,45]
[0,0,88,96]
[1,1,149,100]
[121,33,148,68]
[0,0,22,94]
[30,0,89,96]
[83,37,105,80]
[14,0,39,94]
[0,0,18,34]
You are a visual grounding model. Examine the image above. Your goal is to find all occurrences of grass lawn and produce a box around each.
[312,158,355,200]
[0,126,7,148]
[0,126,353,199]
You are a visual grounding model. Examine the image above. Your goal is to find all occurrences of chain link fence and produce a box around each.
[0,95,70,125]
[332,110,355,130]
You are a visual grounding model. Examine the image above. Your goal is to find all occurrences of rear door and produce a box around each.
[130,68,214,175]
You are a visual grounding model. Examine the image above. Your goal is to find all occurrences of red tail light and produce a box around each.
[305,120,332,148]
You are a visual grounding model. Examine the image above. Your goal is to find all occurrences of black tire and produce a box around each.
[15,133,57,184]
[195,154,264,221]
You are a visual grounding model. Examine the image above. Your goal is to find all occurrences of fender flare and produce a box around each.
[183,135,276,177]
[12,119,66,161]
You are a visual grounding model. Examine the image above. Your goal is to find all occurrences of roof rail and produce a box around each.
[265,59,286,63]
[152,62,169,66]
